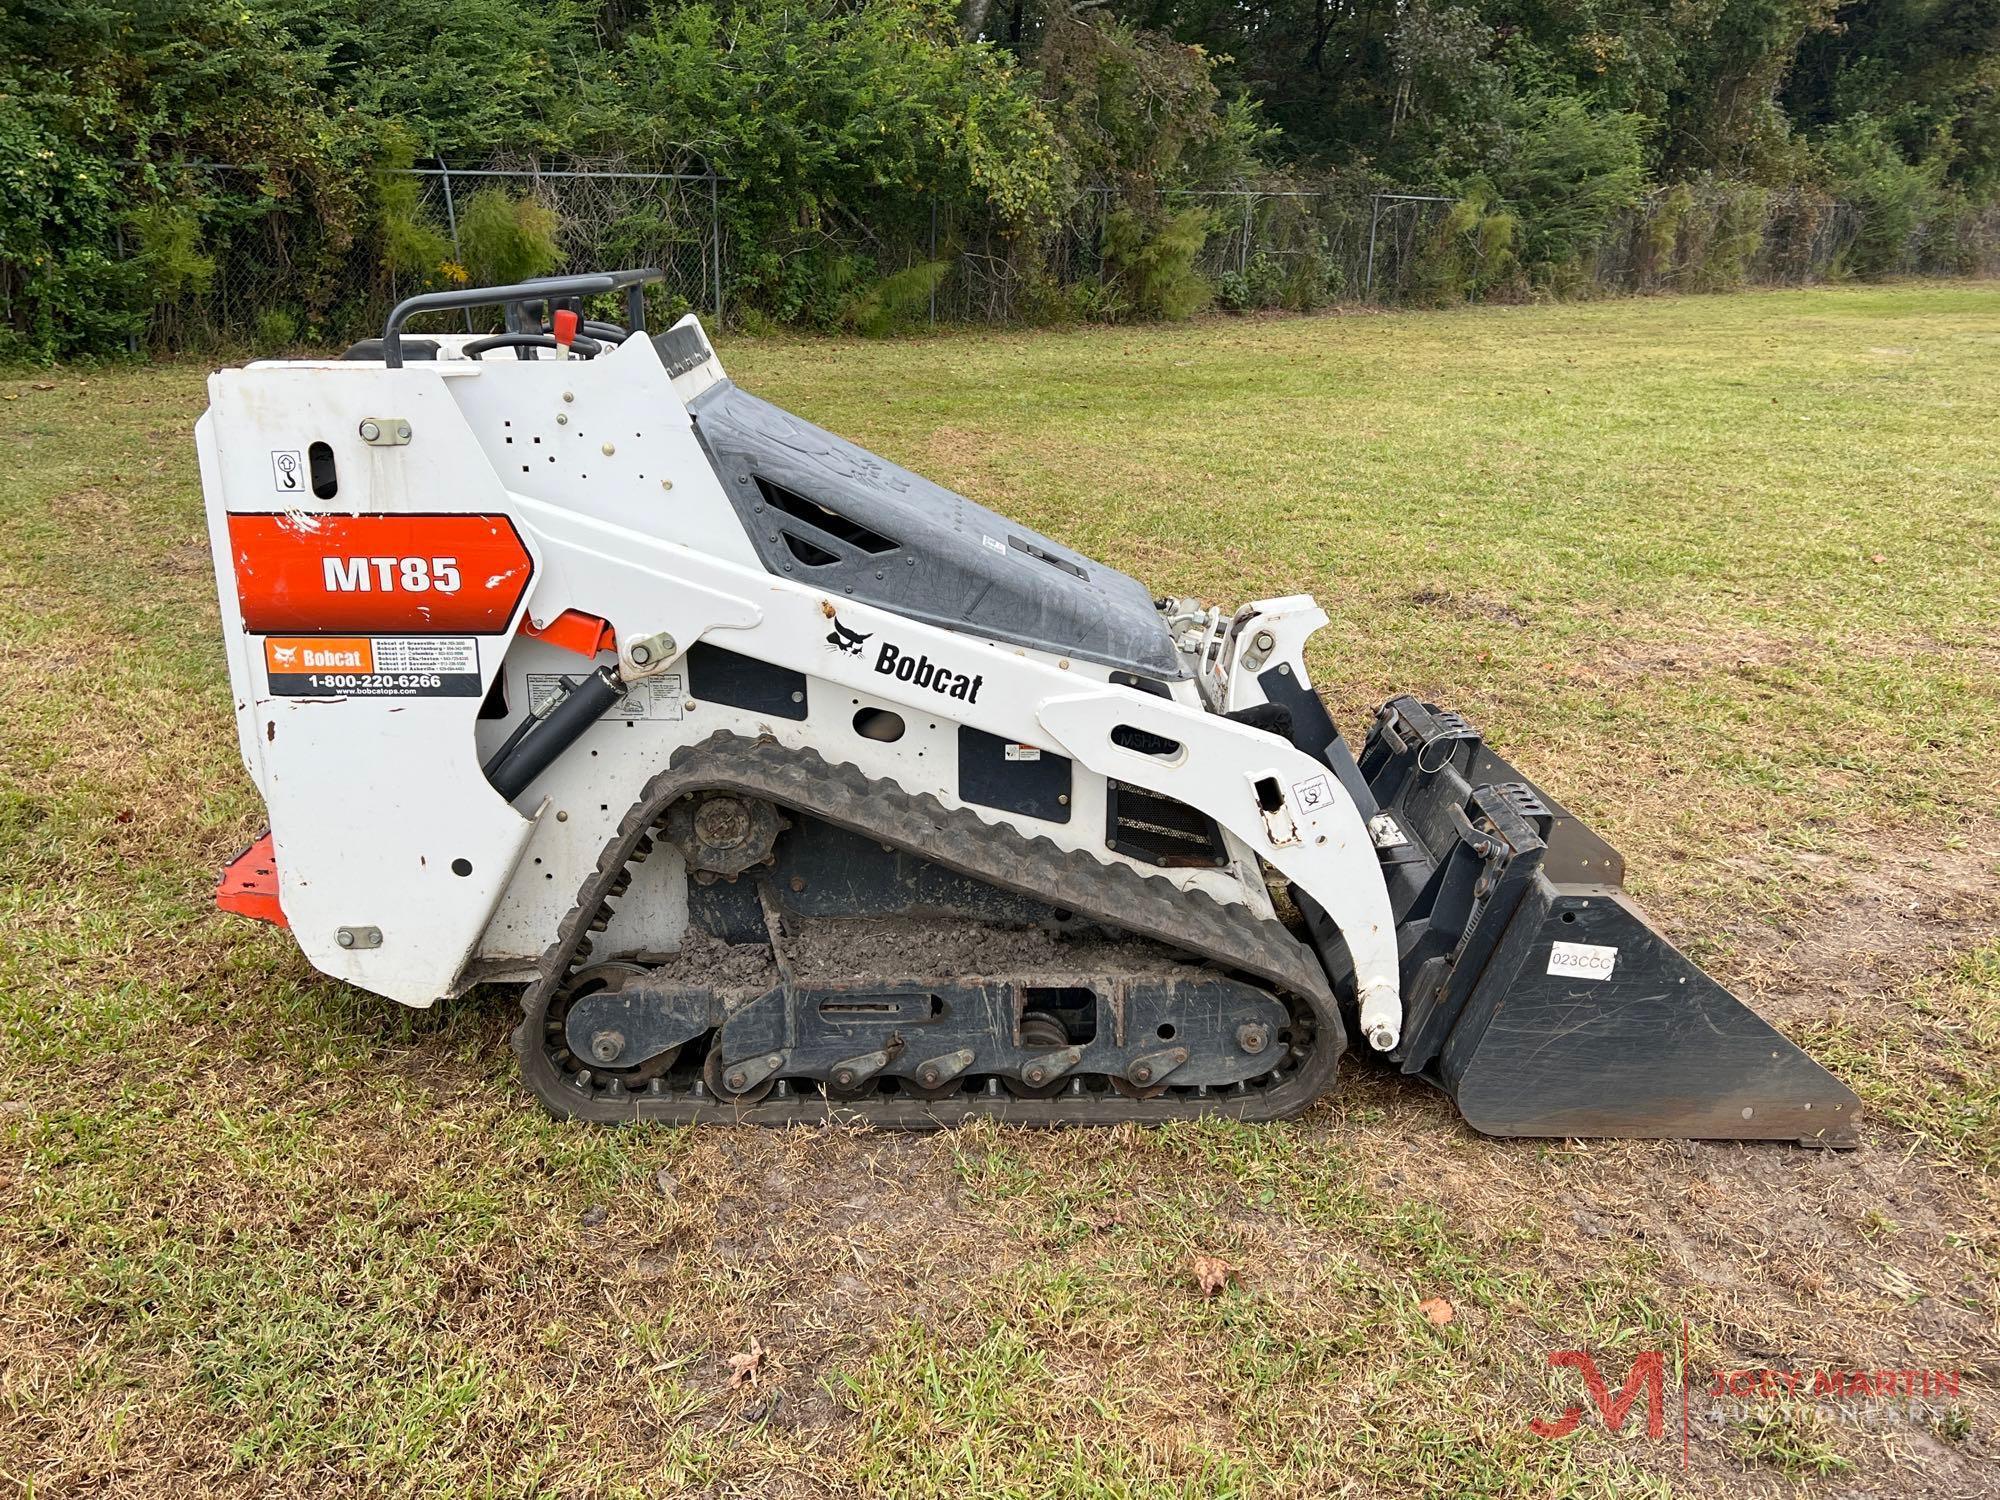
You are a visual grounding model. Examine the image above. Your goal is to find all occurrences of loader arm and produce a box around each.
[504,491,1406,1048]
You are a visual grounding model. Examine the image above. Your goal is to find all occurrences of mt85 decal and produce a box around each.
[227,513,533,634]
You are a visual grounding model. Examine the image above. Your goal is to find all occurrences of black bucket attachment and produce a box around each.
[1289,694,1859,1145]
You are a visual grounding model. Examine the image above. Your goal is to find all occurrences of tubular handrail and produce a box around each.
[381,268,665,368]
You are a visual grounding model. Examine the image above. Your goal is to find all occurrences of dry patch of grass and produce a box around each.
[4,285,2000,1496]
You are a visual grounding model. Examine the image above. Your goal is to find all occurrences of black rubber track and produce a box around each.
[513,733,1346,1125]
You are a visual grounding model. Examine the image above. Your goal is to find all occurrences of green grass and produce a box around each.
[3,284,1998,1496]
[1727,1407,1858,1478]
[1801,943,2000,1170]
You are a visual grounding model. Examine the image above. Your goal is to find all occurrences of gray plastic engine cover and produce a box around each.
[687,379,1185,680]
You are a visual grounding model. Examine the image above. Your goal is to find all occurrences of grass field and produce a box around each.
[3,283,1998,1497]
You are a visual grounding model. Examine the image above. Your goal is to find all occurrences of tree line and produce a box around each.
[3,0,1995,356]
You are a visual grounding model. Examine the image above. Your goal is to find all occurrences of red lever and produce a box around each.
[552,307,579,351]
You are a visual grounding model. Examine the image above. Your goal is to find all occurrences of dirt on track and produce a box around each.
[784,914,1195,982]
[546,813,2000,1498]
[632,913,1194,989]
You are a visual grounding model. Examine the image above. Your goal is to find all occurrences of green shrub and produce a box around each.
[1636,183,1691,284]
[254,308,300,352]
[1300,252,1346,308]
[127,204,216,302]
[761,248,871,331]
[1696,183,1768,290]
[1011,270,1094,326]
[1245,253,1286,307]
[1069,275,1130,323]
[1821,117,1939,279]
[610,0,1069,324]
[377,141,456,284]
[1217,253,1292,313]
[1915,190,1997,276]
[839,258,953,336]
[1036,11,1265,202]
[1490,96,1646,283]
[458,189,561,286]
[732,306,784,338]
[1100,206,1213,321]
[1409,185,1519,304]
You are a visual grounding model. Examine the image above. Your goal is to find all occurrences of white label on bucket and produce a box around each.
[1548,941,1619,981]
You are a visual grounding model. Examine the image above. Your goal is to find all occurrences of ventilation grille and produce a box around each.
[781,531,839,567]
[756,477,897,554]
[1105,782,1228,868]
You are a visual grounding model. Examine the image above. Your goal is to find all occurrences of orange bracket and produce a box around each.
[522,609,618,660]
[217,832,287,928]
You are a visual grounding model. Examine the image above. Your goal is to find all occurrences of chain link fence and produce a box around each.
[398,165,724,319]
[123,163,2000,351]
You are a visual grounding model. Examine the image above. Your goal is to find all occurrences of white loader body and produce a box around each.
[198,317,1403,1038]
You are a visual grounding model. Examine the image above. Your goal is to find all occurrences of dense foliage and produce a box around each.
[3,0,1996,354]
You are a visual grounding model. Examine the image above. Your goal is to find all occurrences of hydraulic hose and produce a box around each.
[482,666,626,801]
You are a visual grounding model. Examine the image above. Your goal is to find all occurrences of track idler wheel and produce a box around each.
[1110,1046,1188,1100]
[703,1046,779,1105]
[903,1047,975,1102]
[1005,1013,1079,1100]
[556,963,681,1087]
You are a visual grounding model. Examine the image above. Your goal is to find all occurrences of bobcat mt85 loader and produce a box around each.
[198,268,1858,1141]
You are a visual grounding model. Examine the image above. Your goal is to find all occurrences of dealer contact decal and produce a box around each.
[263,636,481,697]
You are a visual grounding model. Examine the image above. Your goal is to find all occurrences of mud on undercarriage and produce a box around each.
[515,734,1342,1126]
[517,725,1861,1144]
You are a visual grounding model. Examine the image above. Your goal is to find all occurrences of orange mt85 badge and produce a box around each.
[226,512,534,634]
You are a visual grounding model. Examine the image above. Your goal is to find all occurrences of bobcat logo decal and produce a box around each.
[827,617,872,656]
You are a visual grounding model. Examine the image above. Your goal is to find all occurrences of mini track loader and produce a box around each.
[199,268,1858,1141]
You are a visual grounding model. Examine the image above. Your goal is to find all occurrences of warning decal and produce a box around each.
[1290,773,1334,815]
[271,450,305,495]
[264,636,480,697]
[528,671,684,721]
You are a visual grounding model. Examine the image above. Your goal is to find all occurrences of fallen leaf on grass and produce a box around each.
[1192,1254,1234,1296]
[1418,1296,1455,1327]
[727,1338,767,1389]
[32,382,55,391]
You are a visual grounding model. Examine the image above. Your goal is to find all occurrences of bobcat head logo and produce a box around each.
[827,617,871,656]
[272,645,298,667]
